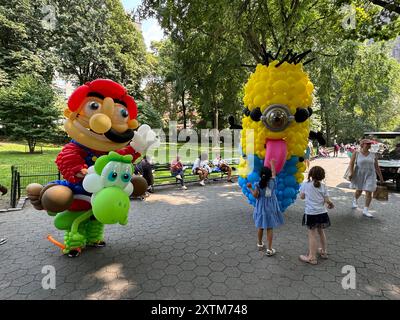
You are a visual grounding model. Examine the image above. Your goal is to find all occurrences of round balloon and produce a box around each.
[92,187,130,225]
[131,175,148,197]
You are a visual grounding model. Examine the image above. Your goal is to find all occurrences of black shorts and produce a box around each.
[302,213,331,230]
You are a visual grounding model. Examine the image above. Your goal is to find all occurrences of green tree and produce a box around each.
[338,0,400,41]
[54,0,147,94]
[136,100,163,129]
[0,75,62,152]
[309,40,400,144]
[0,0,57,85]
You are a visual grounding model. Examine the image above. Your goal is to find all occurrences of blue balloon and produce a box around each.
[238,177,246,187]
[284,176,297,187]
[287,166,297,175]
[283,198,292,208]
[283,187,296,198]
[277,183,285,191]
[285,157,296,167]
[248,172,260,183]
[249,194,256,202]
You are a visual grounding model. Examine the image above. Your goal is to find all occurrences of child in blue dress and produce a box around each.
[247,159,284,256]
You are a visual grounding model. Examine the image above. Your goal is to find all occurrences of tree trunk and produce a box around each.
[27,138,36,153]
[182,90,187,129]
[320,99,331,146]
[213,102,219,130]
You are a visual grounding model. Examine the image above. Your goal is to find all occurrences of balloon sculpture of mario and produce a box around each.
[27,79,158,257]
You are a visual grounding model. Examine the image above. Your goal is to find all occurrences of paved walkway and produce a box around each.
[0,155,399,300]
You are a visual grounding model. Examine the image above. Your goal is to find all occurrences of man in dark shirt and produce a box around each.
[135,156,155,193]
[388,143,400,159]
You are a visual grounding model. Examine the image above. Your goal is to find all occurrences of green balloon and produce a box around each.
[92,187,130,225]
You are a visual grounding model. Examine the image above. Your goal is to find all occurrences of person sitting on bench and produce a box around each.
[213,154,234,183]
[171,156,187,190]
[318,146,330,158]
[135,156,155,193]
[192,153,209,186]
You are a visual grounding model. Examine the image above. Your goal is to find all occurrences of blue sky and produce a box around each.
[122,0,164,50]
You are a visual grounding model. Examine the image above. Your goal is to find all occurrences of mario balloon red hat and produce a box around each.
[68,79,138,120]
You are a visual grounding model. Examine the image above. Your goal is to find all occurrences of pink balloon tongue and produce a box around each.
[264,139,287,174]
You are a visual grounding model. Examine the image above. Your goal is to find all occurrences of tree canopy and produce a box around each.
[0,75,62,152]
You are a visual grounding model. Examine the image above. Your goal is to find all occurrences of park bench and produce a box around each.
[150,158,240,188]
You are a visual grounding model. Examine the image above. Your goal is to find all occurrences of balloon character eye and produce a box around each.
[121,173,131,183]
[89,102,100,110]
[261,104,294,132]
[108,171,118,182]
[120,109,129,118]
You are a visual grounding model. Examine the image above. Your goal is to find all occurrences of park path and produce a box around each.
[0,154,399,300]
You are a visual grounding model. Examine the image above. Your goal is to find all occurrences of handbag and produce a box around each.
[344,152,358,181]
[373,184,389,201]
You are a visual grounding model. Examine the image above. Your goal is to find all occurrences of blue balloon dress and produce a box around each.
[253,179,284,229]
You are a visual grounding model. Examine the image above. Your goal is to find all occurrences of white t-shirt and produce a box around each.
[299,181,329,215]
[192,159,210,173]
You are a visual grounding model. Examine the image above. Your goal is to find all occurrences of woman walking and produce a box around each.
[348,139,384,218]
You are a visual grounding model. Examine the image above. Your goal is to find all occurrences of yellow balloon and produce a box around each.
[272,80,290,93]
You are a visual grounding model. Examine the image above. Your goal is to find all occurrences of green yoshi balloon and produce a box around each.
[83,151,134,225]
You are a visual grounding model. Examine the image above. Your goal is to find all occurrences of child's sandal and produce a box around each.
[266,248,276,256]
[299,255,318,265]
[257,242,265,251]
[318,248,328,259]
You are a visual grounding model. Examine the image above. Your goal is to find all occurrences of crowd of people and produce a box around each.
[132,153,236,198]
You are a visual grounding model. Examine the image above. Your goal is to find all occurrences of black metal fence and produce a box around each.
[10,164,60,208]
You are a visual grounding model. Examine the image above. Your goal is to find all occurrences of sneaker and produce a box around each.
[199,180,205,186]
[67,249,81,258]
[352,199,358,209]
[266,248,276,256]
[176,174,182,180]
[181,185,187,190]
[363,208,374,218]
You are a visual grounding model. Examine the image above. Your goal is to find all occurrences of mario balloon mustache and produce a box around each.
[27,79,158,257]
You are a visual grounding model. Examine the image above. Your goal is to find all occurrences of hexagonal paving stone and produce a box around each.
[192,276,211,289]
[141,279,162,293]
[161,275,179,287]
[164,265,183,275]
[209,262,225,272]
[175,281,195,295]
[191,288,212,300]
[209,272,227,283]
[147,269,166,281]
[192,265,211,277]
[208,282,229,296]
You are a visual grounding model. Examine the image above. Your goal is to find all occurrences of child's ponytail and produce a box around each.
[313,180,321,188]
[307,166,325,188]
